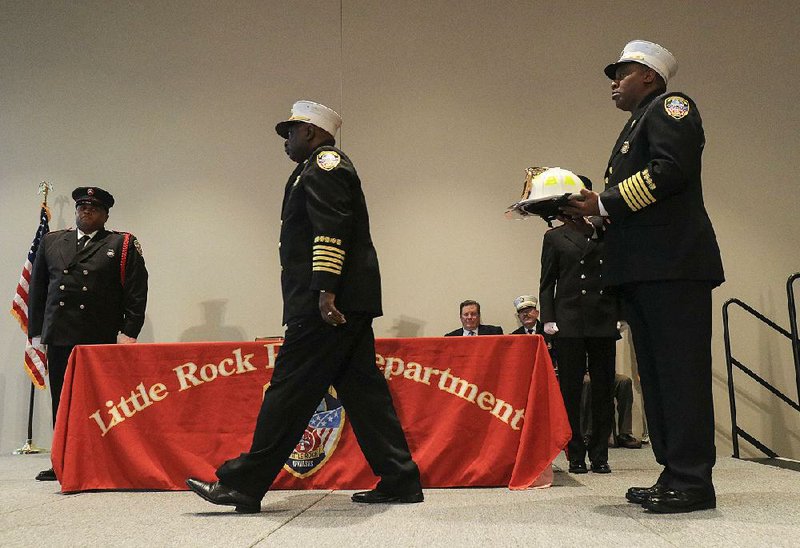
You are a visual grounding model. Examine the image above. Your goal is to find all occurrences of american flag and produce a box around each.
[10,204,51,389]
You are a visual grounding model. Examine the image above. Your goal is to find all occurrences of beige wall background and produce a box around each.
[1,1,798,458]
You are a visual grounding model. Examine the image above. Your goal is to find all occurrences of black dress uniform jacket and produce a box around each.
[539,226,618,338]
[600,91,724,286]
[511,321,543,335]
[279,145,381,324]
[28,228,148,345]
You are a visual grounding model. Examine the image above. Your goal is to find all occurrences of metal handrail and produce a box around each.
[723,272,800,459]
[787,273,800,402]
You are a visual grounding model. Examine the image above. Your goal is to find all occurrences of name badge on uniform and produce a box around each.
[106,249,115,257]
[621,141,630,154]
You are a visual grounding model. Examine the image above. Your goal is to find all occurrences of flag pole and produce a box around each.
[13,182,52,455]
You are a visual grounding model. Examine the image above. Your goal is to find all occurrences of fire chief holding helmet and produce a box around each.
[186,100,422,513]
[562,40,724,513]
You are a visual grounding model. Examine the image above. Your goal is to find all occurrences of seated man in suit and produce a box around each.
[444,300,503,336]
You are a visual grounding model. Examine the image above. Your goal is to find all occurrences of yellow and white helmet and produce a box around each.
[505,166,590,224]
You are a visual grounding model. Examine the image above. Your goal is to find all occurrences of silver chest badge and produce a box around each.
[106,249,115,257]
[621,141,630,154]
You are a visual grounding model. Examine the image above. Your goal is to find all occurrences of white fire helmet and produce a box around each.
[505,167,590,225]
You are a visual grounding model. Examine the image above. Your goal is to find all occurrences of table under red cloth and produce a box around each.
[52,335,570,493]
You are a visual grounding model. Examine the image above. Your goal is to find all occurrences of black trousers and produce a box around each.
[620,280,716,494]
[46,345,75,427]
[555,337,616,465]
[581,373,635,438]
[216,315,421,499]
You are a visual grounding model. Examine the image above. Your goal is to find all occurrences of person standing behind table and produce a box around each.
[186,100,422,513]
[27,186,148,482]
[539,211,619,476]
[444,300,503,336]
[562,40,724,513]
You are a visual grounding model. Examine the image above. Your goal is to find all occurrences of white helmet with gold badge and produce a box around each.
[505,167,590,227]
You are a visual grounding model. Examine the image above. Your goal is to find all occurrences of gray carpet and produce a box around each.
[1,447,798,547]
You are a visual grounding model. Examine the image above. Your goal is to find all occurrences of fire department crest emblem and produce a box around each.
[284,387,345,478]
[664,96,690,120]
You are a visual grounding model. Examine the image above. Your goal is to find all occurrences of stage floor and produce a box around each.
[2,447,798,547]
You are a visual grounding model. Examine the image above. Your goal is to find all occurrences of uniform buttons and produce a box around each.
[600,290,604,295]
[59,285,65,290]
[83,269,89,275]
[63,269,69,274]
[79,304,85,310]
[580,260,585,265]
[599,260,603,265]
[82,286,88,291]
[59,301,65,306]
[581,274,586,279]
[278,242,281,248]
[581,290,587,295]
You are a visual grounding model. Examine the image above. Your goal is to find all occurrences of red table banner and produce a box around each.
[51,336,570,493]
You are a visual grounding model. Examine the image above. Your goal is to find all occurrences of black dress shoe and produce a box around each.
[590,462,611,474]
[568,461,588,474]
[643,489,716,514]
[626,483,667,504]
[616,434,643,449]
[35,468,57,481]
[185,478,261,513]
[351,489,424,504]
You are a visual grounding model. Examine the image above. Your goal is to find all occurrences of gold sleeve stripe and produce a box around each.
[313,252,344,265]
[313,244,345,256]
[633,172,656,203]
[313,260,343,271]
[628,178,651,209]
[313,265,342,275]
[621,180,646,210]
[618,183,638,211]
[313,248,344,259]
[626,176,652,207]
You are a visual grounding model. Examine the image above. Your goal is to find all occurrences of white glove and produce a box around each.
[30,336,46,352]
[544,322,559,335]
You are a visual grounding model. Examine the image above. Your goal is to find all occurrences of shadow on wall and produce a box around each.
[387,315,426,338]
[52,194,71,229]
[179,299,246,342]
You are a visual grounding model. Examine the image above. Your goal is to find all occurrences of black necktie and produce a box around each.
[468,331,476,336]
[527,328,534,334]
[77,235,90,249]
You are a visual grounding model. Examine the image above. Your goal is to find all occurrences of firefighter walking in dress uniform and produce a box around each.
[186,100,423,513]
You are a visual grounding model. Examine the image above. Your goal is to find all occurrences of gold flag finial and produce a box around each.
[38,181,53,205]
